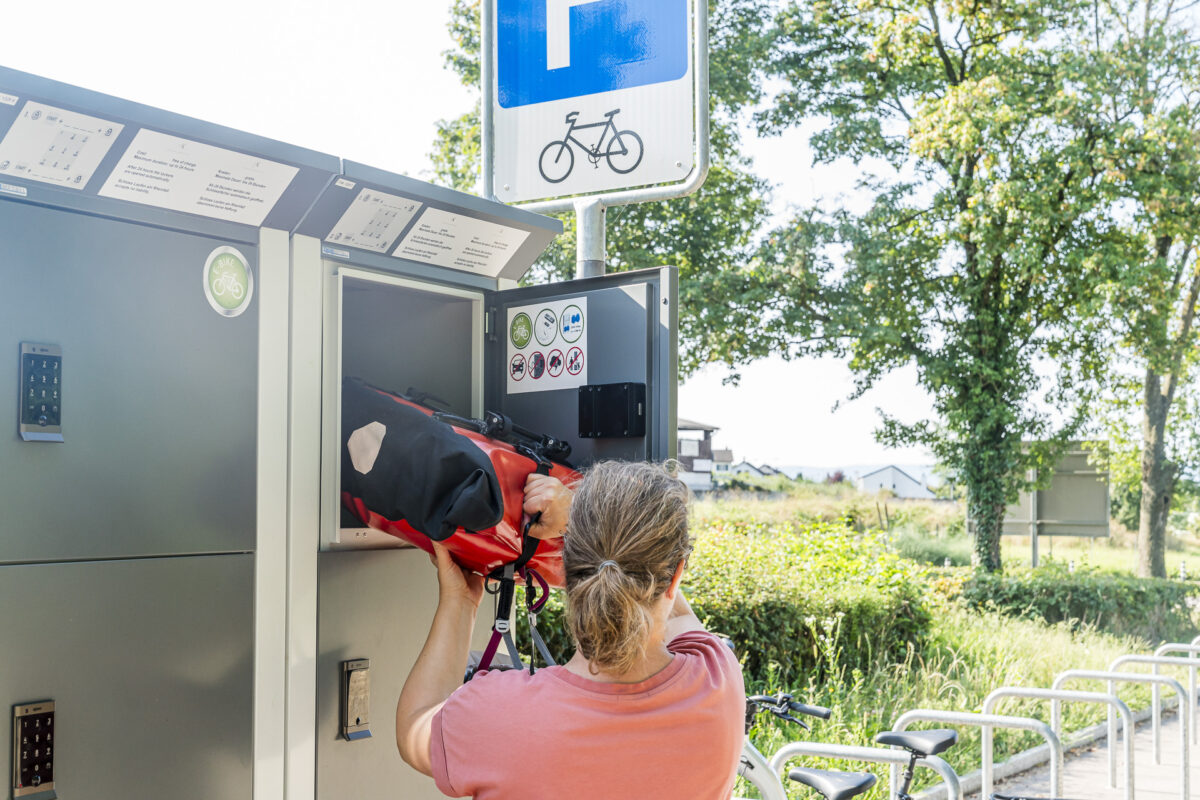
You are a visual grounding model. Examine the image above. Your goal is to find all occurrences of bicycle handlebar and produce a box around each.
[788,700,832,720]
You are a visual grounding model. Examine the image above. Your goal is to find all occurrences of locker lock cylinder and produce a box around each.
[341,659,372,741]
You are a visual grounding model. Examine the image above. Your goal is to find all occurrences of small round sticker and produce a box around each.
[547,349,565,378]
[529,351,546,379]
[510,312,532,349]
[560,304,584,343]
[566,347,584,376]
[510,354,526,381]
[534,308,558,346]
[203,246,254,317]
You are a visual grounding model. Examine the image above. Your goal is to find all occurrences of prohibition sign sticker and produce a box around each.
[566,347,584,376]
[547,349,565,378]
[510,353,526,381]
[529,351,546,379]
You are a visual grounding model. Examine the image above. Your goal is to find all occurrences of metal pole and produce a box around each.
[480,0,496,200]
[575,197,606,278]
[1030,469,1039,567]
[1154,643,1200,744]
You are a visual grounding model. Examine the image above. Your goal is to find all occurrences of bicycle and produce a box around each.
[211,269,245,300]
[537,109,644,184]
[741,693,961,800]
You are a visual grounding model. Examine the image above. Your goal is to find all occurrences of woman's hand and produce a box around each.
[431,542,485,610]
[523,474,573,539]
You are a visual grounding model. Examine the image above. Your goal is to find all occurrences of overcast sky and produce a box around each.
[2,0,934,468]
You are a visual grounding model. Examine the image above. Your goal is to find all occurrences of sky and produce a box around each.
[2,0,934,469]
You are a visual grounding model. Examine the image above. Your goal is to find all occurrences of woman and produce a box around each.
[396,460,746,799]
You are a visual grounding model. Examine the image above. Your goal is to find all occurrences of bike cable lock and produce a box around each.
[469,456,558,681]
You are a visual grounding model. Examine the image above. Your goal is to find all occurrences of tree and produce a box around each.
[760,0,1117,571]
[431,0,806,376]
[1085,0,1200,577]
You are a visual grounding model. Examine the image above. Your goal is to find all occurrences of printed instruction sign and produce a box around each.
[507,297,587,395]
[395,207,530,277]
[327,187,421,253]
[0,101,123,189]
[99,129,298,226]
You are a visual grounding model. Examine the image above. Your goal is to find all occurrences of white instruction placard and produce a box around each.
[327,188,421,253]
[506,297,587,395]
[395,207,530,276]
[99,129,298,226]
[0,102,123,189]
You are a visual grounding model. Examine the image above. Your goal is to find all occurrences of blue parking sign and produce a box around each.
[497,0,689,109]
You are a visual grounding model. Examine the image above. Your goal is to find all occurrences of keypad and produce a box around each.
[15,711,54,789]
[20,352,61,428]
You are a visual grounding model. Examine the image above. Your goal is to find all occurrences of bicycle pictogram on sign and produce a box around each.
[538,109,644,184]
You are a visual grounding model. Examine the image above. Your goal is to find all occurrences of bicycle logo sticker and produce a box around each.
[538,109,644,184]
[560,304,584,343]
[203,246,253,317]
[510,354,526,381]
[534,307,558,346]
[510,312,532,349]
[547,349,565,378]
[566,347,584,376]
[529,351,547,379]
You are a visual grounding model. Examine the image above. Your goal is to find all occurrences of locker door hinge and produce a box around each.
[486,307,498,341]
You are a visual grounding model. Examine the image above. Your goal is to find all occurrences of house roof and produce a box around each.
[712,449,734,463]
[859,465,928,487]
[678,418,719,432]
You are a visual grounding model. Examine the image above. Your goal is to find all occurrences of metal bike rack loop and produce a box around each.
[1152,644,1200,743]
[1112,654,1200,772]
[765,741,963,800]
[891,709,1061,800]
[984,687,1134,800]
[1054,670,1188,800]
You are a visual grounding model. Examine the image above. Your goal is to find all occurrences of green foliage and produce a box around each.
[759,0,1121,571]
[891,528,973,567]
[961,560,1200,645]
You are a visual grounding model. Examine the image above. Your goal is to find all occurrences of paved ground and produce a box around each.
[968,710,1195,799]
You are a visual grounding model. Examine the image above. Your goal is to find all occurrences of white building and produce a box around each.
[855,465,936,499]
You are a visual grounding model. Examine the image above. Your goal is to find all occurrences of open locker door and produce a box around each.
[485,267,678,470]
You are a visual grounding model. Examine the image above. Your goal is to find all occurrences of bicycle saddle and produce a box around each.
[787,767,876,800]
[874,728,957,757]
[603,108,620,117]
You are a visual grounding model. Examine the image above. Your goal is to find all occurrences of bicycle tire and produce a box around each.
[538,140,574,183]
[605,129,644,174]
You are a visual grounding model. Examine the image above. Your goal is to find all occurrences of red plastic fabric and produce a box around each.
[342,386,578,587]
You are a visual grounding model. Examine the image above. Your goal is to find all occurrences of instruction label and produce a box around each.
[395,207,530,276]
[327,188,421,253]
[506,297,587,395]
[0,101,123,189]
[99,129,298,226]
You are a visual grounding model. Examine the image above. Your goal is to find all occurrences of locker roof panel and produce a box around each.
[0,65,340,237]
[296,160,563,283]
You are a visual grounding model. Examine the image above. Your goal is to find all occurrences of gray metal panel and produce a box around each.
[0,555,254,800]
[488,269,674,466]
[1002,446,1110,538]
[295,162,562,284]
[340,277,477,417]
[315,549,493,800]
[0,66,339,236]
[0,202,257,562]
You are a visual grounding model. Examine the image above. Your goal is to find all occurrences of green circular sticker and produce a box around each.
[203,247,253,317]
[510,312,533,349]
[560,304,584,343]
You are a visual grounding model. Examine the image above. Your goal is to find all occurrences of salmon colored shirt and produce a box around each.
[430,630,746,799]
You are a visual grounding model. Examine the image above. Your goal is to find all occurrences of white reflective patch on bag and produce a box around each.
[348,421,387,474]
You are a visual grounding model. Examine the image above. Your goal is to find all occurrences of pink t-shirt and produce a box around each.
[430,630,746,799]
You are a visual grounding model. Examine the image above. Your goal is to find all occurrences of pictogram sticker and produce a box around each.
[566,347,584,376]
[510,353,526,381]
[547,349,565,378]
[529,351,547,379]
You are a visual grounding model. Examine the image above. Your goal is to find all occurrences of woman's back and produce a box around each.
[431,630,745,799]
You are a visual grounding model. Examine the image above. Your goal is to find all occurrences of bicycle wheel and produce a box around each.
[538,140,574,183]
[605,129,644,174]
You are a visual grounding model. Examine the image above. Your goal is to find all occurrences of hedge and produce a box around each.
[962,560,1200,645]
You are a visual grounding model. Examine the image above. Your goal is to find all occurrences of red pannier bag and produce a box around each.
[340,377,579,587]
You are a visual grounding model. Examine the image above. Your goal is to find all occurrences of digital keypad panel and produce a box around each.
[11,701,55,798]
[18,343,63,442]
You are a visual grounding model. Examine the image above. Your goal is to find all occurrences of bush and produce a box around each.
[891,528,973,566]
[961,560,1200,644]
[517,519,933,685]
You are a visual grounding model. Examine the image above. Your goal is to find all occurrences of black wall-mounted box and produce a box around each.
[578,382,646,439]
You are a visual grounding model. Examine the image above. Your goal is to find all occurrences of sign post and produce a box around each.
[482,0,709,278]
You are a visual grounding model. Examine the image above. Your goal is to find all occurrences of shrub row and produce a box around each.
[520,519,934,685]
[961,560,1200,645]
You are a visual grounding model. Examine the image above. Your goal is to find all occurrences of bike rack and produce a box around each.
[764,741,962,800]
[1112,654,1200,772]
[1053,670,1188,800]
[983,687,1135,800]
[1151,644,1200,744]
[890,709,1061,800]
